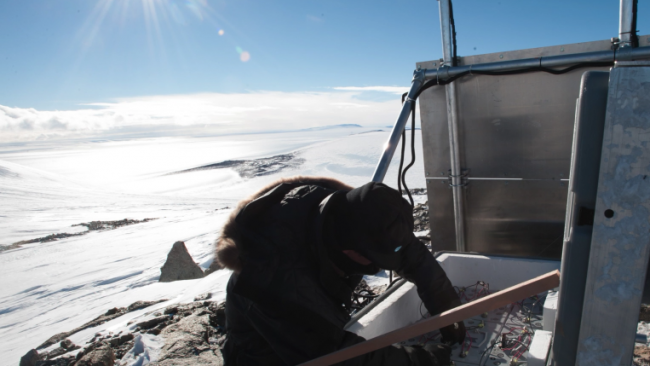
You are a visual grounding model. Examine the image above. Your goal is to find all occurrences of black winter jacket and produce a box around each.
[215,177,459,366]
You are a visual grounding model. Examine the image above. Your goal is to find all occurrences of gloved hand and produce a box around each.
[440,321,466,345]
[423,343,451,366]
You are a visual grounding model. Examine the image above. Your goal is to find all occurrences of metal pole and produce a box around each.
[438,0,466,252]
[370,71,425,183]
[619,0,635,48]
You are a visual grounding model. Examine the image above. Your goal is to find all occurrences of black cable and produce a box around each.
[525,295,545,329]
[419,301,427,319]
[414,61,615,100]
[401,101,416,207]
[448,0,458,67]
[629,0,638,47]
[479,341,502,366]
[397,92,408,195]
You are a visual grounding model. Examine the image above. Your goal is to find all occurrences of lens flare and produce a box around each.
[218,29,224,36]
[240,51,250,62]
[235,46,243,54]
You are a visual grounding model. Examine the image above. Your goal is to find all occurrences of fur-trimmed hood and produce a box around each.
[215,176,353,273]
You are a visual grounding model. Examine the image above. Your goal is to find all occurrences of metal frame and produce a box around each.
[619,0,636,47]
[574,64,650,366]
[370,46,650,180]
[437,0,466,252]
[370,71,424,183]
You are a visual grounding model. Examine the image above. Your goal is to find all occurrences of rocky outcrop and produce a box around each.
[4,218,157,253]
[159,241,205,282]
[76,342,115,366]
[155,311,224,365]
[20,349,42,366]
[72,219,156,231]
[170,153,304,179]
[413,201,430,233]
[37,299,167,349]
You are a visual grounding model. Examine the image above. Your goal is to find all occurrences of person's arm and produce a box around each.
[395,238,466,344]
[242,298,442,366]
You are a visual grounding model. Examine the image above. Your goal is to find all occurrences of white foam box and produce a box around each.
[528,330,553,366]
[543,290,558,332]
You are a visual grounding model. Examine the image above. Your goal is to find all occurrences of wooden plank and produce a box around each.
[300,270,560,366]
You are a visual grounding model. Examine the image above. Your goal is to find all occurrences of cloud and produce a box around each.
[0,89,409,142]
[333,86,409,95]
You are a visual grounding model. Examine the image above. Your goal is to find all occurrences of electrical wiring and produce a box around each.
[419,301,428,319]
[414,61,616,101]
[412,285,546,364]
[479,341,502,366]
[631,0,639,48]
[459,330,472,358]
[454,281,490,302]
[400,101,417,207]
[415,281,546,366]
[449,0,458,67]
[397,93,408,196]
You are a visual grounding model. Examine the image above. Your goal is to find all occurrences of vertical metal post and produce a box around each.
[438,0,466,252]
[575,65,650,366]
[619,0,636,48]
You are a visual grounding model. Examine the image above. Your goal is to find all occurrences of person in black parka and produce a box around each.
[215,176,465,366]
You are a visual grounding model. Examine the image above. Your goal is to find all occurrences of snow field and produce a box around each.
[0,128,425,365]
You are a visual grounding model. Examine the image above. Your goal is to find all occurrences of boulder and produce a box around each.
[156,311,224,365]
[20,349,42,366]
[136,315,170,330]
[159,241,205,282]
[76,342,115,366]
[60,339,75,350]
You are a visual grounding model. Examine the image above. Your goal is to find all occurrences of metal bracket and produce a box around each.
[448,169,470,187]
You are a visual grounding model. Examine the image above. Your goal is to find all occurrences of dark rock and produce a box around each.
[38,308,129,349]
[164,302,203,316]
[35,356,75,366]
[76,342,115,366]
[163,305,179,315]
[136,315,169,330]
[155,312,224,365]
[108,333,133,347]
[194,292,212,301]
[37,333,69,350]
[45,347,68,359]
[60,339,75,350]
[208,302,226,328]
[159,241,205,282]
[126,299,167,312]
[204,260,222,276]
[104,308,119,316]
[20,349,42,366]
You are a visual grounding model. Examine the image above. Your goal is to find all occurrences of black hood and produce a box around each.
[323,182,416,271]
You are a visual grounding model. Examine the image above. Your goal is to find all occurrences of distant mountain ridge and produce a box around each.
[298,124,362,132]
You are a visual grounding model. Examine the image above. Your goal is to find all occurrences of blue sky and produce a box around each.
[0,0,644,141]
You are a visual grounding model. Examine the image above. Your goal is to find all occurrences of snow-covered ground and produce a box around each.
[0,127,426,365]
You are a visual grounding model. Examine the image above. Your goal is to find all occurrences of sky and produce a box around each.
[0,0,645,142]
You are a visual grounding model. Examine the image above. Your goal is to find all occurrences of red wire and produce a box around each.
[514,334,529,359]
[460,330,472,354]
